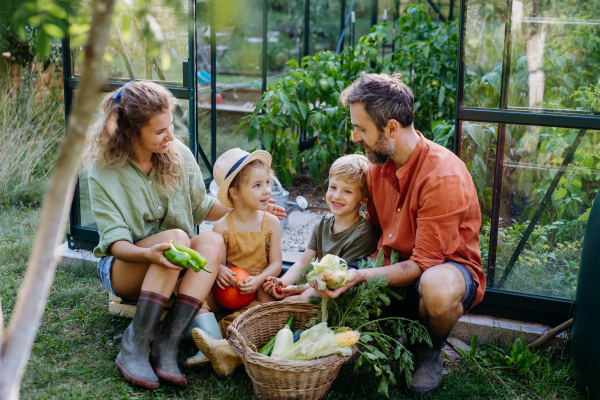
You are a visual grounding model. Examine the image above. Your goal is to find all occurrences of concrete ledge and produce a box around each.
[56,242,101,268]
[451,314,569,349]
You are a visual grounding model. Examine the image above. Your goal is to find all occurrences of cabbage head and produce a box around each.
[306,255,351,290]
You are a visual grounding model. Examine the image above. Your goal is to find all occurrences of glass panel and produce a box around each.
[267,0,304,74]
[308,0,342,55]
[505,0,600,114]
[460,0,506,109]
[79,174,95,228]
[459,121,498,277]
[336,0,373,49]
[196,0,263,179]
[492,125,599,299]
[71,0,189,86]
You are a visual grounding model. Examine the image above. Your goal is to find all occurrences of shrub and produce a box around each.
[0,63,64,205]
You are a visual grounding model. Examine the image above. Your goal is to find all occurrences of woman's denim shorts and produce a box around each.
[97,256,119,296]
[97,256,138,305]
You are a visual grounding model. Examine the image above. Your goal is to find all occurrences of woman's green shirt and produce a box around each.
[87,143,217,258]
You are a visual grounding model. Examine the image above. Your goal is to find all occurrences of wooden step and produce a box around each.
[108,293,172,320]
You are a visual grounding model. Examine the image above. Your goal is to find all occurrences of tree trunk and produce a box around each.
[0,1,117,398]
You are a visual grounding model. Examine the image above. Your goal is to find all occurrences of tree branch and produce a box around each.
[528,318,572,350]
[0,1,116,398]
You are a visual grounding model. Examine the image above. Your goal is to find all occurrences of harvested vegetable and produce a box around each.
[163,240,212,273]
[278,322,353,361]
[305,255,351,322]
[333,328,360,347]
[272,326,294,358]
[258,315,295,356]
[306,254,351,290]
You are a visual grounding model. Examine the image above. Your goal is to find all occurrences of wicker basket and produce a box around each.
[227,301,355,400]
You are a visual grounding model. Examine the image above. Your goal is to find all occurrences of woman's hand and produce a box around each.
[216,264,238,289]
[262,277,299,299]
[145,243,184,270]
[238,275,264,296]
[313,268,362,299]
[267,199,286,221]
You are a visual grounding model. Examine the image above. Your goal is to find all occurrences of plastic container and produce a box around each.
[572,196,600,398]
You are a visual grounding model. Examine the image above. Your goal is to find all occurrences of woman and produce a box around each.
[84,81,282,389]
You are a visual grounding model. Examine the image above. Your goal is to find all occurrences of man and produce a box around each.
[315,73,486,395]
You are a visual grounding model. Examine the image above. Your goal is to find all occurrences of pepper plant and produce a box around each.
[239,4,459,188]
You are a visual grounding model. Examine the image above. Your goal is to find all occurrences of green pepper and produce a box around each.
[163,241,212,273]
[258,315,295,356]
[173,243,210,273]
[164,241,192,267]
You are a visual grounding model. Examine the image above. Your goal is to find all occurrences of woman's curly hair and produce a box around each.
[83,81,184,194]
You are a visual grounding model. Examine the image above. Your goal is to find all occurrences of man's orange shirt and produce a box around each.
[366,132,486,308]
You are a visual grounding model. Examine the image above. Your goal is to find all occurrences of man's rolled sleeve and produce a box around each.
[410,175,471,271]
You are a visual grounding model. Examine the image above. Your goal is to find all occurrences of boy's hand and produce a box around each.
[238,275,263,295]
[216,264,238,289]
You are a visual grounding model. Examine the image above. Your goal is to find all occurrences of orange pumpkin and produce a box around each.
[212,267,255,310]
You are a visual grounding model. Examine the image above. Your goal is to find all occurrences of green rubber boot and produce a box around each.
[183,312,223,368]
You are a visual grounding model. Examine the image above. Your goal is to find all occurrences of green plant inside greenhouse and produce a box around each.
[1,0,598,398]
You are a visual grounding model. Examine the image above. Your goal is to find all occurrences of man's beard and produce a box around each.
[364,136,395,165]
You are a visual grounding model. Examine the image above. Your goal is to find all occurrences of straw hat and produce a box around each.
[214,148,272,208]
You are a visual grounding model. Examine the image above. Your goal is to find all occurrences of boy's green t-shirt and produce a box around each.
[307,213,378,264]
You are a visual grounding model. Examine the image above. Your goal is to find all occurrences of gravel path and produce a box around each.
[281,209,331,253]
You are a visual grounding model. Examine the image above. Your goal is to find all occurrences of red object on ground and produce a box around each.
[216,93,223,104]
[212,267,254,310]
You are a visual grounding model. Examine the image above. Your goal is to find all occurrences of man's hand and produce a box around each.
[216,264,238,289]
[313,268,363,299]
[146,243,184,271]
[238,275,263,296]
[267,199,286,220]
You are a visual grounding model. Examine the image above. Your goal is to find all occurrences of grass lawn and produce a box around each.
[0,206,584,399]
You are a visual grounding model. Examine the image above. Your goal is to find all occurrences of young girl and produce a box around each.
[187,148,282,377]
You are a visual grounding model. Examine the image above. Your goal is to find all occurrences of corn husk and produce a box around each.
[277,322,353,361]
[271,325,294,358]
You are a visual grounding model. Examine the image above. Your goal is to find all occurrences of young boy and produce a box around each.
[263,154,379,301]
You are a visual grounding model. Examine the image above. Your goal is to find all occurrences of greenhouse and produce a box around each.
[1,0,600,397]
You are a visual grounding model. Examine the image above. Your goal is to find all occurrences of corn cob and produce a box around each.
[334,330,360,347]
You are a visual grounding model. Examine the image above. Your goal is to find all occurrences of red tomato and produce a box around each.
[212,267,254,310]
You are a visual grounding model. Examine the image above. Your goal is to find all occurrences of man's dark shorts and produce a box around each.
[349,258,477,311]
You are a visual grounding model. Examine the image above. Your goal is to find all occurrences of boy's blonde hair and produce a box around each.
[329,154,369,199]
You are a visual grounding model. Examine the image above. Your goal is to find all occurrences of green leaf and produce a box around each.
[260,131,272,151]
[437,85,446,108]
[297,101,308,122]
[470,334,478,354]
[375,248,385,268]
[390,248,401,265]
[317,148,328,165]
[377,375,390,398]
[42,23,64,38]
[564,75,575,89]
[554,188,567,200]
[279,168,292,188]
